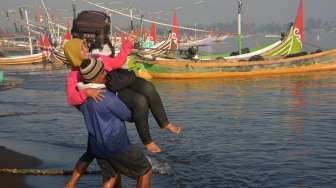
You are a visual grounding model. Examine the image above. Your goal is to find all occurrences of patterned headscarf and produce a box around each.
[64,38,84,68]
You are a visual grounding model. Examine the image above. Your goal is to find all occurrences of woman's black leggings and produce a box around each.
[117,77,169,144]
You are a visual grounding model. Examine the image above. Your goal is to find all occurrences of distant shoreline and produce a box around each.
[0,145,42,188]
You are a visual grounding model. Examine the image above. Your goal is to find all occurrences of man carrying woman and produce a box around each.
[64,33,181,187]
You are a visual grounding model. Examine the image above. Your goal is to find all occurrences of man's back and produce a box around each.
[79,90,132,158]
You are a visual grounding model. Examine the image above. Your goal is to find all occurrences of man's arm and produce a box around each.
[103,92,132,122]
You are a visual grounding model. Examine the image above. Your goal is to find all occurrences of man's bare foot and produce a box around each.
[164,123,181,134]
[145,142,161,153]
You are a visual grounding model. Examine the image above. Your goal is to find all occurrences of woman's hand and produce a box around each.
[85,88,104,102]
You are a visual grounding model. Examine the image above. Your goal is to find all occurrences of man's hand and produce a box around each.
[85,88,104,102]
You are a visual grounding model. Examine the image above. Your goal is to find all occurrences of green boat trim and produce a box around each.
[0,71,3,82]
[198,42,276,60]
[262,26,303,57]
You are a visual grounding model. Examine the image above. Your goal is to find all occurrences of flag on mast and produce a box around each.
[150,17,157,44]
[294,0,304,43]
[172,10,180,43]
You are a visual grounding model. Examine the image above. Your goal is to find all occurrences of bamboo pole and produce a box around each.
[24,8,33,55]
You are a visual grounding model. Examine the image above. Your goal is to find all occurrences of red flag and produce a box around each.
[172,10,180,43]
[150,17,157,43]
[42,33,51,57]
[39,34,45,49]
[43,33,50,48]
[62,31,71,45]
[294,0,304,43]
[64,31,71,41]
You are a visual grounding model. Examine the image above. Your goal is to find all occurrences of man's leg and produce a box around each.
[97,159,119,188]
[65,152,118,188]
[107,145,152,188]
[64,151,93,188]
[101,175,123,188]
[101,177,117,188]
[115,174,122,188]
[137,169,152,188]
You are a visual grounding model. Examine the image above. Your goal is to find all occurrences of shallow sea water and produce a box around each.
[1,64,336,187]
[1,31,336,187]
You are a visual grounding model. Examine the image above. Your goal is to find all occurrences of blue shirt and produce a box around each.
[79,90,132,158]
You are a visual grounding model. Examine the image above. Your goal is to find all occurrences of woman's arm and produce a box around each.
[98,38,134,72]
[67,70,88,106]
[67,71,104,106]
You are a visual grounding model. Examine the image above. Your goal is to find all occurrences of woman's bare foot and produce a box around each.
[164,123,181,134]
[145,142,161,153]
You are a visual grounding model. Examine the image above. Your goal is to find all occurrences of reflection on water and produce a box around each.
[0,67,336,187]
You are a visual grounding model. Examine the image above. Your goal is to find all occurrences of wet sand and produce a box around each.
[0,146,42,188]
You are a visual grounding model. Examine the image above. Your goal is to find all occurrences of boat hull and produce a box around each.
[131,49,336,79]
[0,53,46,65]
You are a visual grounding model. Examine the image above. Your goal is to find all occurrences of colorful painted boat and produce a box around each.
[129,49,336,79]
[50,48,69,65]
[200,0,304,60]
[128,0,314,79]
[0,53,47,65]
[262,0,304,57]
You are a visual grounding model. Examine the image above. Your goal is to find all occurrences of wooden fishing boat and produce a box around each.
[128,0,316,79]
[129,49,336,79]
[49,48,68,65]
[201,0,304,61]
[0,53,47,65]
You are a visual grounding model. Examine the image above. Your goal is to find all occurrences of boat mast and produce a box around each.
[130,8,134,31]
[140,15,144,45]
[72,0,77,18]
[237,0,243,54]
[23,8,33,55]
[40,0,56,44]
[109,13,113,39]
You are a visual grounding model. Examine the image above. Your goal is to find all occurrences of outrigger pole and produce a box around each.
[237,0,243,55]
[22,8,33,55]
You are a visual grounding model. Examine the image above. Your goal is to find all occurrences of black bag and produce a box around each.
[72,10,111,50]
[105,69,136,92]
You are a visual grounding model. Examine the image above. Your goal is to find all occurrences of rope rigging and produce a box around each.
[82,0,210,33]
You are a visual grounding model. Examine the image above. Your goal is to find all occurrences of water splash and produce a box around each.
[146,155,173,175]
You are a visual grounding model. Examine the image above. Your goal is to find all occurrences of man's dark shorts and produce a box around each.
[97,145,152,180]
[79,149,115,181]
